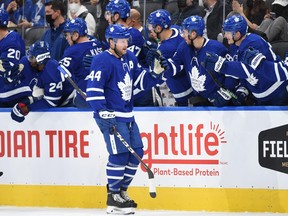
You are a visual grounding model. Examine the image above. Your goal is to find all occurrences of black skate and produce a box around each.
[106,192,135,215]
[120,189,137,208]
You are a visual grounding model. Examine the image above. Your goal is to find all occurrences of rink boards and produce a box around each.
[0,106,288,212]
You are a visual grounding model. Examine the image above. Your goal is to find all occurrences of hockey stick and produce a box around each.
[201,56,238,100]
[59,66,157,198]
[57,66,87,100]
[113,127,156,198]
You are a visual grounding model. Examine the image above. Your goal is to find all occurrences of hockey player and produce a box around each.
[146,9,193,106]
[152,15,240,106]
[58,18,102,108]
[241,47,288,82]
[104,0,144,59]
[86,24,166,214]
[202,14,288,105]
[10,41,75,123]
[0,7,27,107]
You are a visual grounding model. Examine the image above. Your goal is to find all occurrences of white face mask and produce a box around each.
[69,3,81,13]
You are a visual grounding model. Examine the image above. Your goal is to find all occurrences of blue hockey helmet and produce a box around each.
[181,15,205,36]
[147,9,171,30]
[105,0,130,19]
[64,18,88,36]
[105,24,130,41]
[0,8,9,27]
[223,14,248,36]
[27,41,51,64]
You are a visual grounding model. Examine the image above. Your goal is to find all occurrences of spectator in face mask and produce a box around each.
[171,0,205,26]
[67,0,96,35]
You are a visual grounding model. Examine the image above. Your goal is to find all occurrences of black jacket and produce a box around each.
[206,0,231,40]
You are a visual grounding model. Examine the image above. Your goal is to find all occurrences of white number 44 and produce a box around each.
[88,70,102,81]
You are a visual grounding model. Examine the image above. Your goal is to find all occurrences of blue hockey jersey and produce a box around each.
[86,50,160,122]
[158,27,193,103]
[59,40,103,92]
[164,38,238,100]
[19,57,74,110]
[0,30,27,107]
[218,33,288,105]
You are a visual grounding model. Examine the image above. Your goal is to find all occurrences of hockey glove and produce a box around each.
[231,86,249,106]
[11,102,30,123]
[0,58,14,78]
[83,55,94,71]
[143,40,158,57]
[5,63,24,86]
[202,52,226,73]
[208,88,232,107]
[242,47,266,70]
[97,109,116,134]
[146,48,159,66]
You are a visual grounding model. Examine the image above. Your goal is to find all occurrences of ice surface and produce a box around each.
[0,207,287,216]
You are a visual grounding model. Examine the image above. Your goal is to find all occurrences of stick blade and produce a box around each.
[147,169,156,198]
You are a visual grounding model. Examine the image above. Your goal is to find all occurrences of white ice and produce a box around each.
[0,207,287,216]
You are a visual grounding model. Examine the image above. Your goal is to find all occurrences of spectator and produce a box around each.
[41,0,69,61]
[256,0,288,42]
[226,1,268,41]
[171,0,205,26]
[67,0,96,35]
[94,0,109,43]
[244,0,268,27]
[203,0,232,40]
[18,0,46,28]
[18,0,47,46]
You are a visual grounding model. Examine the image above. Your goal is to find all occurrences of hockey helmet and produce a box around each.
[0,8,9,27]
[223,14,248,36]
[181,15,205,36]
[105,24,130,41]
[147,9,171,30]
[64,18,88,37]
[105,0,130,19]
[27,41,51,64]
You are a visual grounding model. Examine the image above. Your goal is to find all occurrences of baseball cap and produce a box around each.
[272,0,288,7]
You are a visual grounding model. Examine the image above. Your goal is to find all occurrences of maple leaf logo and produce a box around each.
[246,73,258,86]
[118,73,132,101]
[189,66,206,92]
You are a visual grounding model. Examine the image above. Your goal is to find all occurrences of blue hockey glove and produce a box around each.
[145,48,159,66]
[11,102,30,123]
[5,63,24,86]
[202,52,226,72]
[242,47,266,70]
[0,58,14,78]
[143,40,158,57]
[208,88,232,107]
[83,55,94,71]
[231,86,249,106]
[97,109,116,134]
